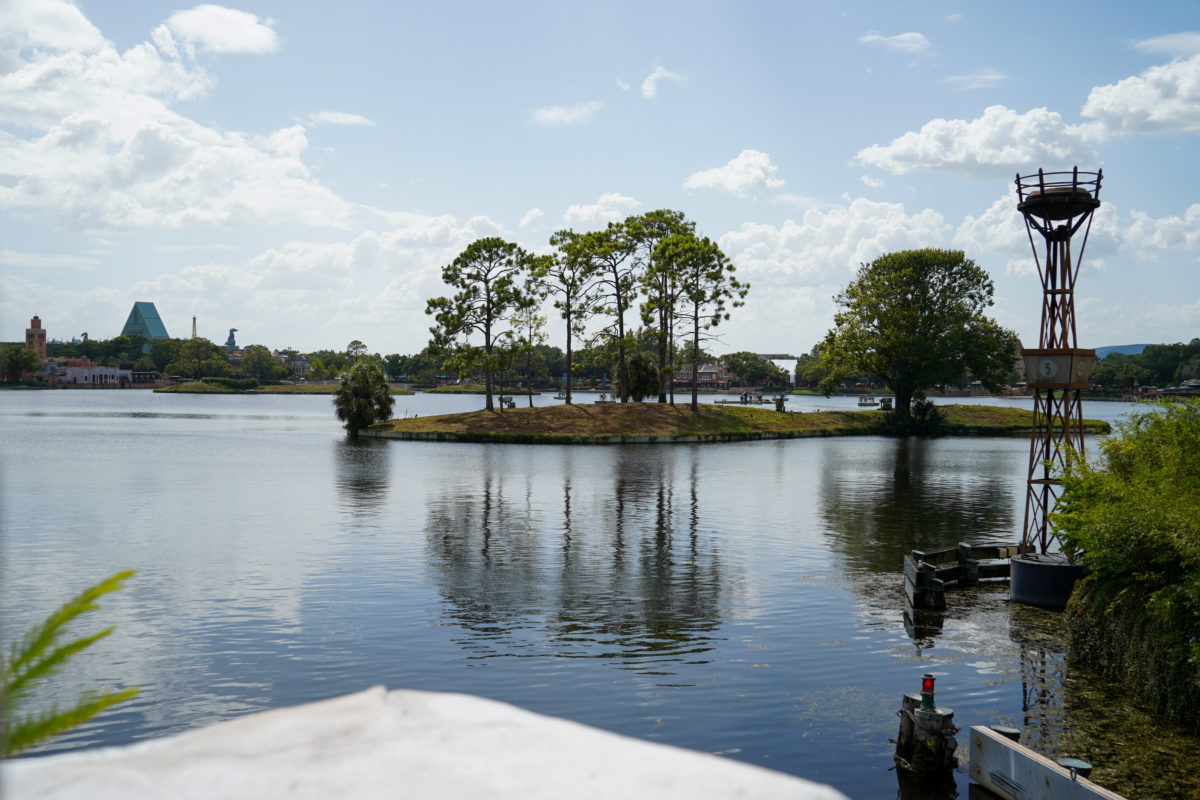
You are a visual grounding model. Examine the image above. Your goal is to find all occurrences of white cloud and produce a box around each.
[561,192,640,229]
[0,10,354,231]
[855,105,1097,177]
[860,175,884,189]
[165,5,279,55]
[1005,258,1037,277]
[0,249,100,271]
[1124,204,1200,252]
[1082,54,1200,135]
[641,66,683,99]
[616,78,630,91]
[1134,32,1200,57]
[945,13,963,24]
[0,0,107,52]
[857,31,932,56]
[519,208,544,229]
[718,197,947,288]
[683,150,784,197]
[529,101,603,126]
[953,189,1029,255]
[308,110,375,127]
[954,187,1123,263]
[940,68,1007,91]
[1078,296,1200,345]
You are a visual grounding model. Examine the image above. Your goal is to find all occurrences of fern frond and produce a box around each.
[4,570,135,683]
[4,627,115,704]
[2,687,139,757]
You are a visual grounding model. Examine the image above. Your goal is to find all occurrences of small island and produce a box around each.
[361,403,1111,444]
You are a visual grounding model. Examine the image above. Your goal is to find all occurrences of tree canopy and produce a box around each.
[426,237,539,411]
[333,361,394,438]
[1,344,41,381]
[658,233,748,411]
[817,249,1018,418]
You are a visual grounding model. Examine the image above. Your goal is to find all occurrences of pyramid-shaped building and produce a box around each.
[121,302,170,339]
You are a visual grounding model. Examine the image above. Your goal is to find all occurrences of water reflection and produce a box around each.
[425,447,726,673]
[818,438,1017,575]
[334,438,392,516]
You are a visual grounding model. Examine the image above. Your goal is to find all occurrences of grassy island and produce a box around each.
[361,403,1110,444]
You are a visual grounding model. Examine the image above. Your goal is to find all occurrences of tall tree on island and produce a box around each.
[541,235,601,405]
[577,223,639,402]
[659,234,748,412]
[817,248,1019,420]
[628,209,695,404]
[507,303,549,408]
[426,237,538,412]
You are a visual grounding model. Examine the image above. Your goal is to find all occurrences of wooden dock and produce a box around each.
[904,542,1020,610]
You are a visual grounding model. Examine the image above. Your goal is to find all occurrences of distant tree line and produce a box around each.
[1090,340,1200,389]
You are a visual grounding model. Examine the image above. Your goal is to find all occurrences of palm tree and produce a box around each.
[333,362,394,438]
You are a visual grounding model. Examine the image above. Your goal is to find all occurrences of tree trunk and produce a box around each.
[564,300,573,405]
[616,300,629,403]
[657,302,669,404]
[690,308,700,412]
[894,387,912,419]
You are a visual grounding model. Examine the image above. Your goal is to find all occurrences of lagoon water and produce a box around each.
[2,390,1196,798]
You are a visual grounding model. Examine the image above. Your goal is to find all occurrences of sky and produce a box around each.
[2,0,1199,357]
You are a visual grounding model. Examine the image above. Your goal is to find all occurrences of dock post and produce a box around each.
[894,674,958,773]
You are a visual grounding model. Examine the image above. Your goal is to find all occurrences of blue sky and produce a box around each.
[2,1,1199,356]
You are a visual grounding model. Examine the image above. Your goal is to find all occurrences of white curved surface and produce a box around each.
[3,687,848,799]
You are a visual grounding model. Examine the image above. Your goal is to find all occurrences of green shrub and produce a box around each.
[1055,400,1200,702]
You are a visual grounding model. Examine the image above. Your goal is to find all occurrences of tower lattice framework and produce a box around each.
[1015,167,1102,555]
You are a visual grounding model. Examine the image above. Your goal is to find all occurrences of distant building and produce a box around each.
[38,357,132,387]
[121,302,170,339]
[25,315,47,359]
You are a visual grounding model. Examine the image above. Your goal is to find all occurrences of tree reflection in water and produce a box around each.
[425,446,726,675]
[333,437,392,518]
[818,437,1017,577]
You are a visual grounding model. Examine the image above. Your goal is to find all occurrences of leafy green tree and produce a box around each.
[571,223,639,402]
[149,338,182,371]
[1,344,41,381]
[626,350,660,401]
[426,237,538,411]
[659,234,748,411]
[629,209,695,403]
[345,340,369,364]
[508,305,548,407]
[2,570,138,756]
[818,249,1018,419]
[723,351,771,386]
[133,355,156,372]
[169,337,228,380]
[240,344,282,381]
[309,349,349,374]
[75,339,102,362]
[333,361,395,438]
[543,236,601,404]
